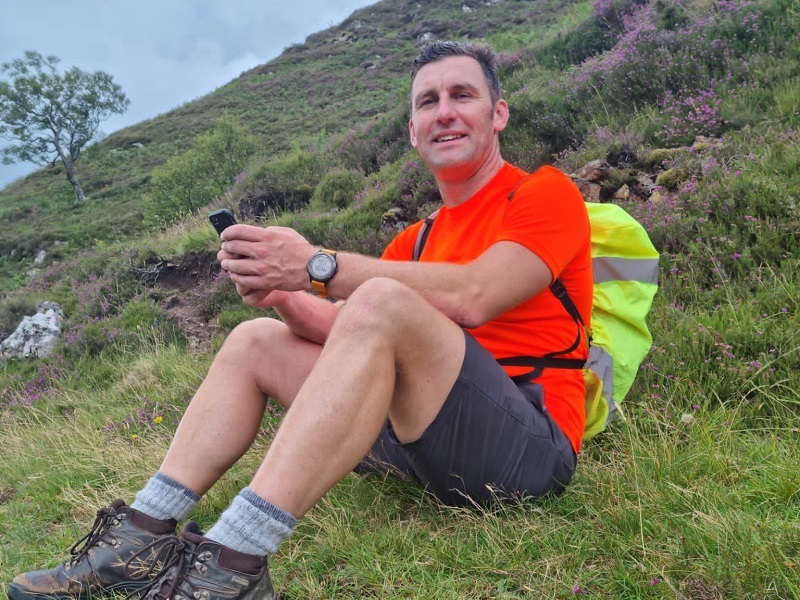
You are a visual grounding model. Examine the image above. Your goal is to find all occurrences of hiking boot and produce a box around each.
[8,500,178,600]
[137,521,274,600]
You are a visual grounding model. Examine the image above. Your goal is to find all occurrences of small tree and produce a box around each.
[146,115,257,225]
[0,50,129,200]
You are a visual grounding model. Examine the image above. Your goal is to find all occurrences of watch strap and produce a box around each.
[311,279,329,297]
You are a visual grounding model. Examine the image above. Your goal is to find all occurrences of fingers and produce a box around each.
[215,224,313,292]
[223,258,259,276]
[219,223,268,242]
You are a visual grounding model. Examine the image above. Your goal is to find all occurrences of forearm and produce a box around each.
[271,291,339,345]
[327,253,488,328]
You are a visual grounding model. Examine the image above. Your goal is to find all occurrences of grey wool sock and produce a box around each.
[131,472,201,522]
[205,487,297,556]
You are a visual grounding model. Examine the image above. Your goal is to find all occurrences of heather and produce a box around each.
[1,0,798,597]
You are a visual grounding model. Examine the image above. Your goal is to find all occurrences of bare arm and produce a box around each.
[269,291,339,344]
[219,224,552,330]
[328,242,551,328]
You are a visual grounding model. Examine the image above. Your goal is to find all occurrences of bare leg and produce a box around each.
[251,277,466,517]
[159,317,323,494]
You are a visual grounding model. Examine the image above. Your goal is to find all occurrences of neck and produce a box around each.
[436,153,505,208]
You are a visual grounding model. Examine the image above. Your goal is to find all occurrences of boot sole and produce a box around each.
[7,581,146,600]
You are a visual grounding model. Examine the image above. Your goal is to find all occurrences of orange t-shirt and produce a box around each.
[381,163,592,453]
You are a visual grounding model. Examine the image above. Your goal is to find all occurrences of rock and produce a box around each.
[613,184,631,201]
[462,4,473,12]
[0,302,64,359]
[575,159,611,182]
[33,249,47,266]
[633,173,657,198]
[571,178,603,203]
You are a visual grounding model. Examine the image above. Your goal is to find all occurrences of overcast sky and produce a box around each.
[0,0,377,189]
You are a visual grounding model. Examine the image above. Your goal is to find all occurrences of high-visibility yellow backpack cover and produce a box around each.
[582,202,659,440]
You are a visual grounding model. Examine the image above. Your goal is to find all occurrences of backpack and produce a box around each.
[412,199,659,441]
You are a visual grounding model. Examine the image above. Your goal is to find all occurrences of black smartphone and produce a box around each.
[209,209,237,235]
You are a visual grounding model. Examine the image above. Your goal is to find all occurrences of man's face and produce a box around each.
[409,55,508,182]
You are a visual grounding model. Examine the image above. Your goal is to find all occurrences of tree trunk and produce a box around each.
[62,159,85,201]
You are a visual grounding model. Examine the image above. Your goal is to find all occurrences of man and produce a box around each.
[8,41,591,600]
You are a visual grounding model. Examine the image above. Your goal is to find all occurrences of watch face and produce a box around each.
[308,252,336,281]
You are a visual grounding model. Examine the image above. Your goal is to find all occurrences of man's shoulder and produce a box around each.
[524,165,575,187]
[513,165,583,203]
[382,218,428,261]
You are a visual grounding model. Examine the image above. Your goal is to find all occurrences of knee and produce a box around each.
[219,317,286,359]
[337,278,417,335]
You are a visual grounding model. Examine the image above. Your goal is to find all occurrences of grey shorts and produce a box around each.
[359,331,577,506]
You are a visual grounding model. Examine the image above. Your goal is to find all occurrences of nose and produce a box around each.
[436,95,457,123]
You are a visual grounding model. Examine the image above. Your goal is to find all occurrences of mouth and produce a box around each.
[434,133,466,143]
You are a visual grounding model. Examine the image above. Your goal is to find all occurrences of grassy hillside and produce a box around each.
[1,0,799,597]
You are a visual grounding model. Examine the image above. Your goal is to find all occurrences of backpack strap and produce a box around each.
[412,210,439,261]
[496,279,585,381]
[411,206,586,381]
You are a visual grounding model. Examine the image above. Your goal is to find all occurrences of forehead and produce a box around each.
[411,55,488,97]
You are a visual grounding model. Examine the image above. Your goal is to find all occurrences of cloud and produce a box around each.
[0,0,374,187]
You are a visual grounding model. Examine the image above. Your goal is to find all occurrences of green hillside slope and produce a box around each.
[1,0,798,597]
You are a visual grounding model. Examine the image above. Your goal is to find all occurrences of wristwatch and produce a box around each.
[306,248,338,298]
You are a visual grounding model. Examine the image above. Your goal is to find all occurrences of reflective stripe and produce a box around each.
[584,344,617,425]
[593,256,659,286]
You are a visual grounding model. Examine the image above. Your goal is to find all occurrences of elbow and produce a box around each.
[450,283,493,329]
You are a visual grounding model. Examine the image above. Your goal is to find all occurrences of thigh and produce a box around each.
[384,332,577,506]
[220,317,324,409]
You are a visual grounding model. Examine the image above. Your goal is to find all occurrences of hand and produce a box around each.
[217,224,315,295]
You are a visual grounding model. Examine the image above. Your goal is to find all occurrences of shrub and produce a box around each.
[559,0,778,146]
[239,150,329,217]
[146,115,257,226]
[333,105,411,175]
[394,158,439,217]
[63,300,184,358]
[310,169,365,211]
[196,270,244,321]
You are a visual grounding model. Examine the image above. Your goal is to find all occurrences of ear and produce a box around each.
[409,118,419,148]
[493,99,509,134]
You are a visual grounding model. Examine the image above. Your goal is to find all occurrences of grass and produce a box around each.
[1,0,800,597]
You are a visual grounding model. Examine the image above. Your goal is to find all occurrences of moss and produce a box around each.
[655,167,691,190]
[646,147,688,168]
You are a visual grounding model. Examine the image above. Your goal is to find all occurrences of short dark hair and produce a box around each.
[410,41,501,106]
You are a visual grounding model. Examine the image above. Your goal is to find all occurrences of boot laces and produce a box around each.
[125,536,201,600]
[67,504,119,565]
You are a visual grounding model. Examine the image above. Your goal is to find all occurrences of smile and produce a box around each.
[434,134,465,143]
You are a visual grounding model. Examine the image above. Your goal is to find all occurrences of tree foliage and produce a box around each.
[0,50,129,200]
[146,115,258,225]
